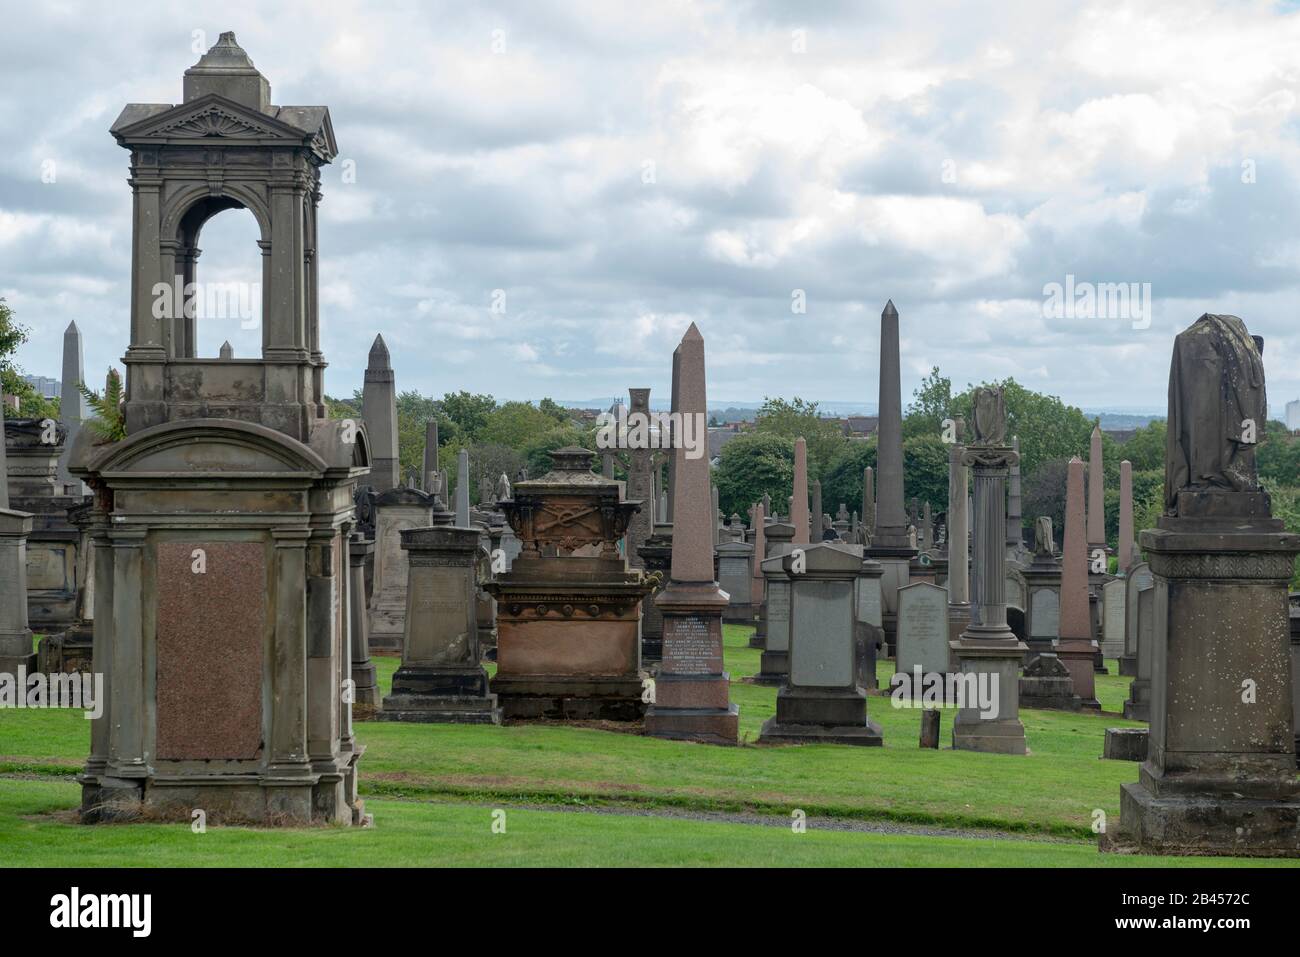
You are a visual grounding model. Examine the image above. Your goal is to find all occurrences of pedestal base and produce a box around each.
[1122,678,1150,721]
[1018,653,1081,711]
[379,693,501,723]
[1105,778,1300,857]
[1056,638,1101,710]
[351,661,382,709]
[754,648,788,685]
[950,636,1028,756]
[0,651,37,679]
[645,704,739,745]
[758,686,882,746]
[1117,653,1137,677]
[641,635,663,663]
[490,674,646,721]
[1103,727,1148,761]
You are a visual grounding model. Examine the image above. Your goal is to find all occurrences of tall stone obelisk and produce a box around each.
[625,388,655,568]
[791,437,810,545]
[422,418,440,493]
[861,466,875,543]
[57,320,87,494]
[455,448,471,527]
[1056,457,1100,708]
[1006,435,1024,561]
[867,301,916,650]
[1086,424,1106,557]
[645,324,739,744]
[950,387,1027,754]
[362,334,400,492]
[1117,459,1135,573]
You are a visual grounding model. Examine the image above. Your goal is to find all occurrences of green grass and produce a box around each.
[1,625,1284,866]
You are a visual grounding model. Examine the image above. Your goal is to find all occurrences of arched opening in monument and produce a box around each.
[175,200,265,360]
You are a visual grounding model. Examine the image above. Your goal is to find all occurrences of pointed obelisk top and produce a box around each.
[368,334,391,369]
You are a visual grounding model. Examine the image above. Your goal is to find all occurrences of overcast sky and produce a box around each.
[3,0,1299,416]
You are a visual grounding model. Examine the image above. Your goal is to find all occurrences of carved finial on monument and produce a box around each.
[219,341,233,359]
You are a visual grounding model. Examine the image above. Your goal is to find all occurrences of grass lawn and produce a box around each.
[1,626,1291,867]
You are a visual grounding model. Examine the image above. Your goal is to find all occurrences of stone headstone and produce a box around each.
[1101,578,1126,660]
[895,581,949,683]
[368,487,435,652]
[1056,457,1099,708]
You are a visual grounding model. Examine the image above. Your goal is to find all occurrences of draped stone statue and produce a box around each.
[970,387,1007,446]
[1164,314,1267,515]
[1033,516,1056,558]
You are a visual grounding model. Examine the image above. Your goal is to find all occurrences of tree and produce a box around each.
[1022,457,1070,543]
[0,298,59,419]
[1117,419,1165,473]
[537,397,571,425]
[949,377,1093,478]
[521,424,595,478]
[819,440,877,520]
[1259,420,1300,491]
[713,432,795,518]
[439,391,497,444]
[902,434,950,516]
[753,396,846,479]
[902,366,952,442]
[480,401,560,449]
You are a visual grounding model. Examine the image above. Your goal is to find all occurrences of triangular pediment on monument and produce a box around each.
[84,419,328,482]
[111,93,337,162]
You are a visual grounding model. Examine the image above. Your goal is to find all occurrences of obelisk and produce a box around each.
[57,320,87,494]
[867,301,916,651]
[791,438,810,545]
[422,418,440,494]
[1056,457,1100,708]
[1086,424,1106,556]
[362,334,400,492]
[645,324,739,744]
[950,387,1027,754]
[1117,459,1135,573]
[625,388,655,568]
[455,448,471,527]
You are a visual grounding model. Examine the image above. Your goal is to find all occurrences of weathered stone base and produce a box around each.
[351,660,382,708]
[367,625,403,654]
[37,629,93,676]
[644,703,739,745]
[950,636,1028,756]
[759,687,882,746]
[0,651,37,679]
[1056,638,1101,710]
[748,615,765,648]
[1105,779,1300,857]
[490,674,646,721]
[1118,654,1137,677]
[79,767,369,827]
[1103,727,1148,761]
[1122,678,1150,721]
[722,602,754,624]
[759,716,883,746]
[379,693,501,723]
[753,648,788,685]
[1018,676,1081,711]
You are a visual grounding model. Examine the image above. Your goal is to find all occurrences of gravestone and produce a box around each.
[755,522,795,685]
[717,536,754,623]
[759,543,882,746]
[894,582,949,690]
[71,34,368,826]
[368,487,434,652]
[1122,564,1155,720]
[1101,578,1126,660]
[748,502,767,648]
[0,424,35,677]
[1056,458,1100,709]
[348,533,381,708]
[380,526,501,723]
[854,548,886,690]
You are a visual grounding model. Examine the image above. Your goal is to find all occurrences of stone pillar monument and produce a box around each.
[348,532,381,708]
[1056,457,1101,708]
[756,522,796,684]
[748,501,767,648]
[1118,459,1136,573]
[422,419,440,491]
[625,388,654,569]
[811,479,824,542]
[1108,314,1300,857]
[949,387,1027,755]
[455,448,471,527]
[645,324,739,744]
[363,334,400,492]
[867,301,917,651]
[1086,424,1106,557]
[368,487,435,651]
[791,437,810,545]
[946,415,970,643]
[57,320,87,494]
[861,466,875,543]
[1006,435,1024,561]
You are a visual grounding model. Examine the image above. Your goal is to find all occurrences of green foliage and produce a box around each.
[949,378,1093,478]
[1117,420,1166,473]
[439,390,497,443]
[536,397,572,425]
[714,432,795,518]
[901,367,952,442]
[78,369,127,443]
[480,401,561,449]
[0,298,59,420]
[819,440,877,520]
[522,424,595,478]
[1259,420,1300,490]
[902,434,950,515]
[753,396,843,478]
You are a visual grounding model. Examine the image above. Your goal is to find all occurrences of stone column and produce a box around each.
[348,533,381,708]
[362,334,399,492]
[748,501,767,648]
[269,529,311,782]
[867,302,916,652]
[106,528,149,784]
[455,448,471,527]
[711,482,721,546]
[57,320,86,494]
[811,479,824,542]
[861,466,875,542]
[1086,424,1106,556]
[950,387,1027,755]
[791,437,810,544]
[1056,457,1100,708]
[625,388,654,568]
[645,324,739,744]
[1118,459,1135,573]
[946,416,970,642]
[1006,435,1023,560]
[380,526,500,723]
[423,419,440,493]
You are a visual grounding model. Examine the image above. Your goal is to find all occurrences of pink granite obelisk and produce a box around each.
[791,437,810,545]
[1118,459,1135,573]
[1086,425,1106,556]
[645,323,739,744]
[1057,456,1099,708]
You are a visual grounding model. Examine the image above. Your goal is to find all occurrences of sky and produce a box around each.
[2,0,1300,417]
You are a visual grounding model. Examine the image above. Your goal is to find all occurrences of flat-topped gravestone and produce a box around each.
[759,543,882,746]
[717,537,754,623]
[1122,563,1155,720]
[895,581,949,688]
[1101,578,1125,660]
[368,486,435,652]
